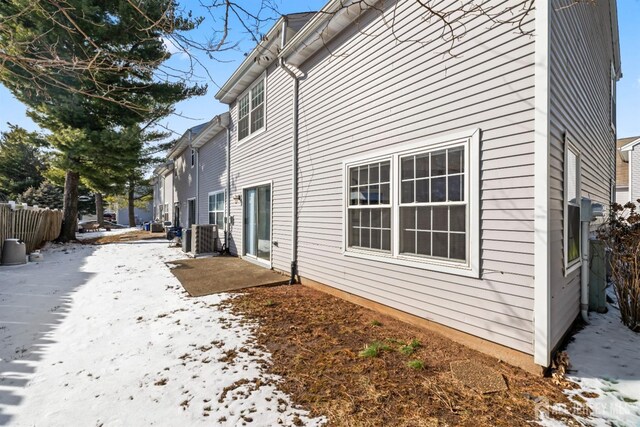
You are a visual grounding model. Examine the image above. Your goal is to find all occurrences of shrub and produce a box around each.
[598,202,640,331]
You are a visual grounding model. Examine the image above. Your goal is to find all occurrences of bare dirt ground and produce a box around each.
[79,230,164,245]
[224,284,576,427]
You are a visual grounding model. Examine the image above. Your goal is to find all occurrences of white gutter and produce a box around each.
[278,0,377,67]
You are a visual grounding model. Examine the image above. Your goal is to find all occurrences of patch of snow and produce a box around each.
[0,240,325,426]
[539,286,640,426]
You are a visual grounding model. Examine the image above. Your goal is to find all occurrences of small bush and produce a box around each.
[407,360,425,370]
[598,203,640,331]
[359,341,391,358]
[370,320,383,327]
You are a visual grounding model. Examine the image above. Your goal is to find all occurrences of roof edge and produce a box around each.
[191,112,230,149]
[214,17,285,104]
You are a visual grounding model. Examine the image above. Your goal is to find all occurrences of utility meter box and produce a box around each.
[581,198,605,222]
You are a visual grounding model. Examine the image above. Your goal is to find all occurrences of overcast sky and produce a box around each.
[1,0,638,139]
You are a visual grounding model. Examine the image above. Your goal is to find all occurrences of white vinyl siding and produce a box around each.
[238,77,266,141]
[548,0,616,349]
[197,128,228,246]
[295,0,533,354]
[208,191,225,227]
[228,62,293,272]
[174,147,197,228]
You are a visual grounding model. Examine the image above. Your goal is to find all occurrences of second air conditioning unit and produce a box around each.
[191,224,218,255]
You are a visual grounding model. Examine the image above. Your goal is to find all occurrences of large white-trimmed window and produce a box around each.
[208,191,225,228]
[564,142,581,273]
[238,77,265,141]
[348,161,392,251]
[399,146,466,261]
[343,130,480,278]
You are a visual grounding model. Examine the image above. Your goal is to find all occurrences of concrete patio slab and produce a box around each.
[168,255,289,296]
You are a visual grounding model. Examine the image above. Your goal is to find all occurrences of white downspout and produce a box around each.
[280,18,300,284]
[224,120,231,254]
[580,217,590,324]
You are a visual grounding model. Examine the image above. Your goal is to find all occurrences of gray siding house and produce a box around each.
[153,0,620,371]
[152,161,175,223]
[168,123,208,228]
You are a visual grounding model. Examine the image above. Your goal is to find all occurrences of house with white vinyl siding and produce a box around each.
[168,123,209,228]
[202,0,621,372]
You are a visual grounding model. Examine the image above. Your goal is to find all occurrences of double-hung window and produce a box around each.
[344,130,480,277]
[565,143,581,272]
[191,149,195,167]
[399,146,466,261]
[238,77,265,141]
[208,191,225,228]
[348,161,392,251]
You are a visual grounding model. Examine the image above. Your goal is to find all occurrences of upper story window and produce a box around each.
[343,130,480,278]
[191,149,195,167]
[238,78,265,141]
[565,142,581,272]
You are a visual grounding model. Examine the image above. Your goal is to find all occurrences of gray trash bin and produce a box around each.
[2,239,27,265]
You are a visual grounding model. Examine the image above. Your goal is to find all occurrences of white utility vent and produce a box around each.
[191,224,218,255]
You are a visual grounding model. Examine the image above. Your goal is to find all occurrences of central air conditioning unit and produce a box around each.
[182,228,192,253]
[191,224,218,255]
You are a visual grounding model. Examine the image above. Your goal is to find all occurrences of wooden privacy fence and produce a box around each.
[0,203,63,257]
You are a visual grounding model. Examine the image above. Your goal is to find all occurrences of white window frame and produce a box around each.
[191,149,195,168]
[564,138,582,275]
[237,72,267,143]
[342,129,481,278]
[208,190,225,229]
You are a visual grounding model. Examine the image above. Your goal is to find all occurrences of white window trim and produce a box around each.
[341,129,480,278]
[208,190,226,229]
[564,137,582,276]
[237,71,267,144]
[191,149,196,168]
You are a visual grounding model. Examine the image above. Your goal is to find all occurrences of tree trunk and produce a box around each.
[59,170,79,242]
[95,192,104,227]
[128,183,135,227]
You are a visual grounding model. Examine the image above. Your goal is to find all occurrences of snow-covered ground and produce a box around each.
[540,287,640,426]
[0,240,324,426]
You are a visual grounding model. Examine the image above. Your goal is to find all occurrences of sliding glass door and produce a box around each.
[244,184,271,263]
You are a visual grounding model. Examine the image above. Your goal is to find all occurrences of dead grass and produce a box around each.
[223,284,573,427]
[79,230,163,245]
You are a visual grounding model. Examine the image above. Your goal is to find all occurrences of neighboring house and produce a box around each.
[152,161,175,223]
[115,201,153,226]
[155,0,621,372]
[168,123,209,229]
[190,113,230,248]
[615,136,640,204]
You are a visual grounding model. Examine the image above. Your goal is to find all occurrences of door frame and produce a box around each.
[187,197,197,228]
[241,180,273,268]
